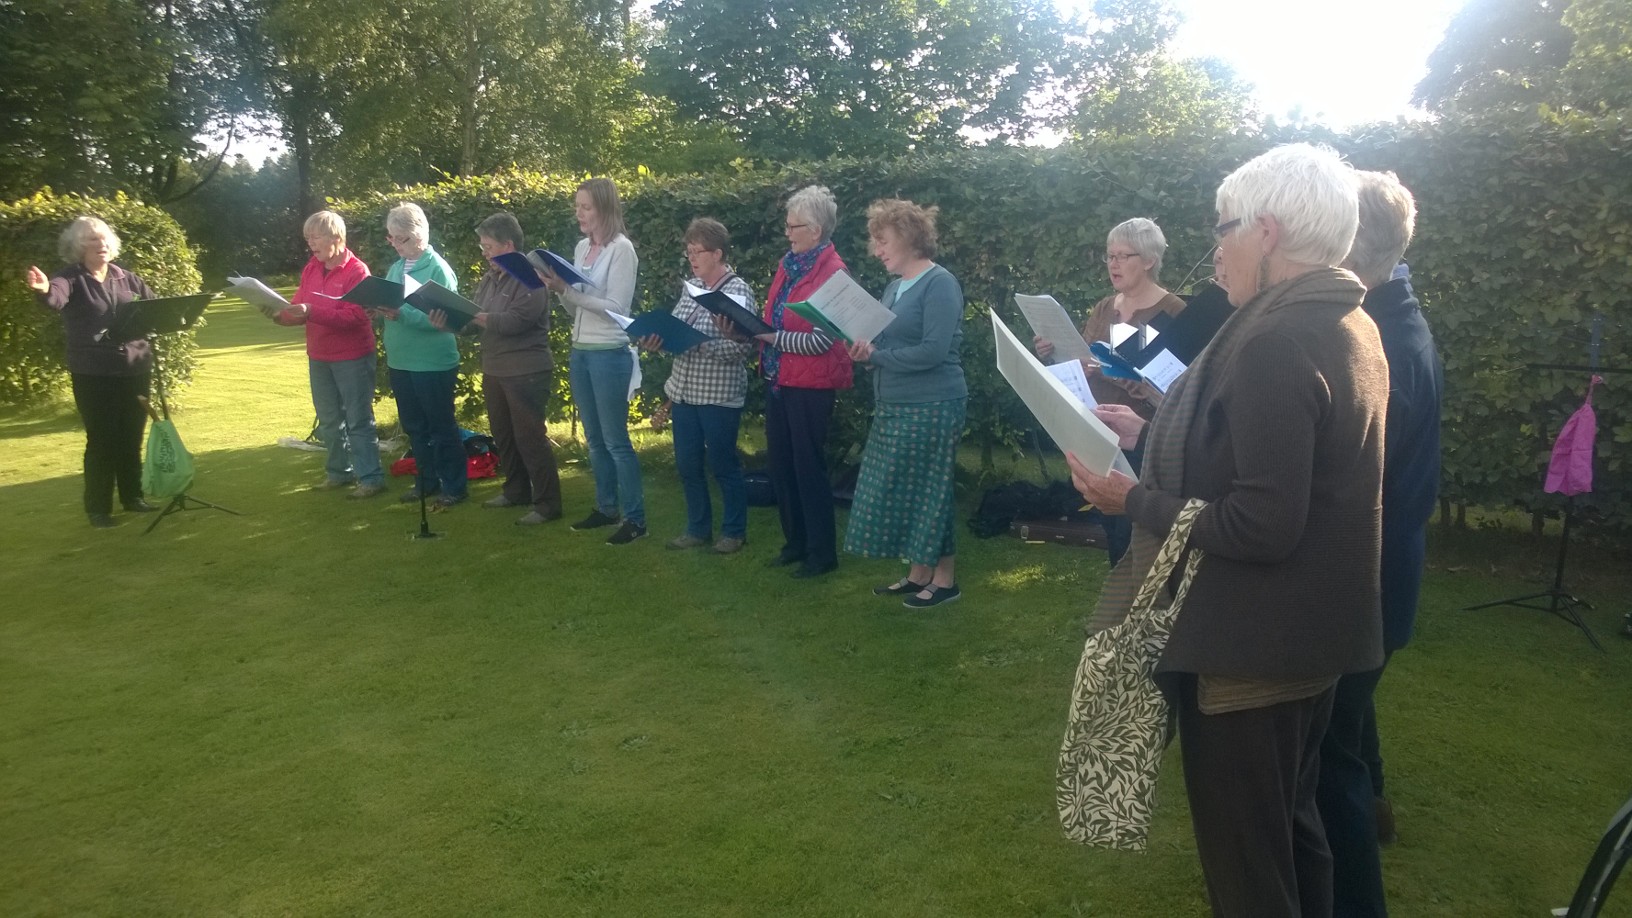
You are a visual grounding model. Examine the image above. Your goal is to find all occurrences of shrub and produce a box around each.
[0,190,204,408]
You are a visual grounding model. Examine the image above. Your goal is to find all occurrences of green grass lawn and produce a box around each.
[2,299,1629,916]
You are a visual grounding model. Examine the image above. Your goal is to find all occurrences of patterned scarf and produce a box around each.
[1087,266,1365,634]
[761,242,828,384]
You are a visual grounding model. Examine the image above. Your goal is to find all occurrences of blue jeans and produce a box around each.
[310,355,383,486]
[569,348,644,525]
[671,401,746,540]
[389,367,467,499]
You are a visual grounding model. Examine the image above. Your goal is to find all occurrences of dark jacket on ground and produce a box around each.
[1363,278,1443,652]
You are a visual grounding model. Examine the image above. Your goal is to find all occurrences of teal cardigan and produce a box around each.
[383,247,460,372]
[867,264,967,404]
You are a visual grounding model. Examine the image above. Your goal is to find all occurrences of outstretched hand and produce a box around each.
[25,265,48,294]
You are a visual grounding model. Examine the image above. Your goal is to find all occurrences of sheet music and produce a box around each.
[991,311,1135,480]
[1013,294,1093,363]
[226,275,291,318]
[1046,360,1098,409]
[802,272,896,343]
[683,280,747,308]
[1140,349,1187,393]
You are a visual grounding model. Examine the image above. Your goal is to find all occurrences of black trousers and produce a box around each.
[71,372,151,515]
[1177,674,1337,918]
[484,371,562,515]
[764,386,837,567]
[1317,666,1389,917]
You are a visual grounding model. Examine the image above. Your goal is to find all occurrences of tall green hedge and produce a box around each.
[0,190,204,408]
[334,112,1630,530]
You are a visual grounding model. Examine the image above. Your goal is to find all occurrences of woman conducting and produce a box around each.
[1071,144,1389,917]
[380,202,466,508]
[276,210,383,499]
[754,185,852,578]
[26,217,160,528]
[537,178,645,546]
[844,200,966,608]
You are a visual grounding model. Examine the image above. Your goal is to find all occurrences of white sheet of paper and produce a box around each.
[607,311,634,330]
[1109,322,1139,348]
[226,275,291,317]
[1141,348,1187,393]
[1013,294,1093,363]
[401,275,421,298]
[1046,360,1098,409]
[991,311,1135,480]
[683,280,747,307]
[803,272,896,343]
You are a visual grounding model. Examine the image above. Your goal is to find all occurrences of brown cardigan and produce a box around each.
[1125,279,1389,681]
[1078,291,1186,415]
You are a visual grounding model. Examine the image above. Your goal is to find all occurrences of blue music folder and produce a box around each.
[491,252,546,290]
[624,311,709,353]
[525,249,591,288]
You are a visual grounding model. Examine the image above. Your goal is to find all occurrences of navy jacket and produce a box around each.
[1363,278,1443,651]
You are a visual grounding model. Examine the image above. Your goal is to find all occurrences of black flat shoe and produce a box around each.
[122,500,159,513]
[903,584,960,608]
[766,549,806,568]
[873,578,927,596]
[88,513,116,529]
[790,560,838,579]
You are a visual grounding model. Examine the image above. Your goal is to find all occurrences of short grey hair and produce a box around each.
[1106,217,1167,278]
[786,185,838,243]
[1216,143,1359,269]
[59,216,120,263]
[476,212,525,250]
[303,210,346,242]
[1344,171,1417,290]
[386,202,430,247]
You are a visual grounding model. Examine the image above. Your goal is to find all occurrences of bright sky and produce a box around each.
[1163,0,1469,127]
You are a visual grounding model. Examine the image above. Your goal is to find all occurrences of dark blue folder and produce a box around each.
[624,311,709,353]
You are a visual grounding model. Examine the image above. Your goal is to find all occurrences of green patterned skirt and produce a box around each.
[843,397,966,565]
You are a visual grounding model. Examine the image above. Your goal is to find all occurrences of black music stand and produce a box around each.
[1465,314,1615,651]
[1558,791,1632,917]
[113,294,241,534]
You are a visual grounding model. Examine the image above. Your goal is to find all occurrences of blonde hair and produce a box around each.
[303,210,346,242]
[866,199,940,259]
[577,178,627,242]
[59,216,120,263]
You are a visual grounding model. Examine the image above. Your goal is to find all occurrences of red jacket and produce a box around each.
[761,245,852,390]
[280,251,374,362]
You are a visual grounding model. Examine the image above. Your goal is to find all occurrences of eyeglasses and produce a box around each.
[387,233,412,244]
[1213,218,1243,241]
[1103,252,1143,265]
[785,223,811,232]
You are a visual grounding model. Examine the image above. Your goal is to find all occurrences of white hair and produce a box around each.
[1345,171,1417,289]
[1216,143,1359,269]
[786,185,838,243]
[1107,217,1168,277]
[59,216,120,263]
[385,202,430,247]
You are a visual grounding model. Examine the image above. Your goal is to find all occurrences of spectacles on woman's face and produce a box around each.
[1213,218,1243,241]
[387,233,410,245]
[1103,252,1143,265]
[785,222,811,233]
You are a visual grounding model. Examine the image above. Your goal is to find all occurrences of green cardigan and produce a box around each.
[867,264,967,404]
[383,247,460,372]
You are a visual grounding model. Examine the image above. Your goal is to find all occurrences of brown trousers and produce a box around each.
[483,371,562,515]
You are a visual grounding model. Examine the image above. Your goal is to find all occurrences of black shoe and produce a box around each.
[571,509,620,531]
[1375,796,1398,847]
[606,521,647,545]
[88,513,116,528]
[903,583,960,608]
[766,548,806,568]
[790,560,838,579]
[122,499,159,513]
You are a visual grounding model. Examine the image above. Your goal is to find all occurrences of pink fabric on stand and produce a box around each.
[1544,376,1602,496]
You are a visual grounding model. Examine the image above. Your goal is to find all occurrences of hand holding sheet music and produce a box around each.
[227,275,292,319]
[990,311,1135,480]
[1014,294,1092,363]
[785,272,895,344]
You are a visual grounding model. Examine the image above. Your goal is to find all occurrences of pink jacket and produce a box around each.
[280,251,374,362]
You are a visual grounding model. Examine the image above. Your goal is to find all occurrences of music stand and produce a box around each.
[1465,314,1617,651]
[113,294,241,533]
[1557,791,1632,917]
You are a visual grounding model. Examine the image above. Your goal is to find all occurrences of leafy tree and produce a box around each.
[1412,0,1575,113]
[1069,54,1258,140]
[1561,0,1632,112]
[643,0,1089,160]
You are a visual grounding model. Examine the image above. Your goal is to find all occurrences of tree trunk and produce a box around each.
[459,21,482,177]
